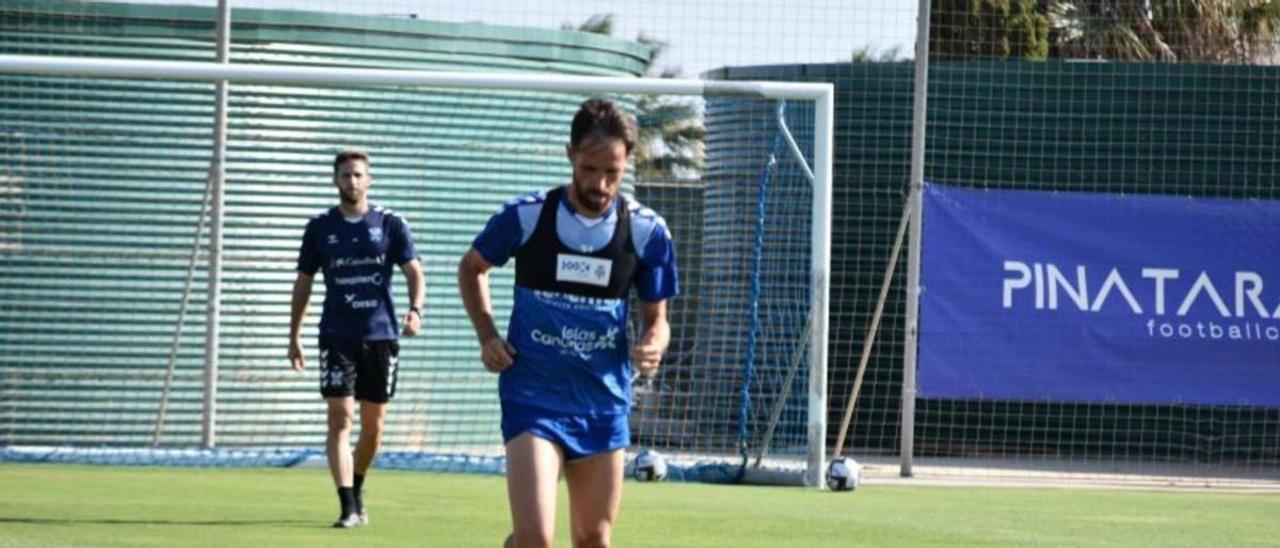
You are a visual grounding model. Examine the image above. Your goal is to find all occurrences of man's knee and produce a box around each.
[359,404,387,437]
[360,423,383,439]
[327,408,353,434]
[572,524,612,548]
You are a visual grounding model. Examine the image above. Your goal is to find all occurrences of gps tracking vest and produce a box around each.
[502,186,640,415]
[515,186,637,299]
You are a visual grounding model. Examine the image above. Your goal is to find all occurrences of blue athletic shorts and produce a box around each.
[500,400,630,461]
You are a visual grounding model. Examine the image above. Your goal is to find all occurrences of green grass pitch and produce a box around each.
[1,463,1276,547]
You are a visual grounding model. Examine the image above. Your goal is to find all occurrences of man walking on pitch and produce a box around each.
[458,98,677,548]
[289,150,424,528]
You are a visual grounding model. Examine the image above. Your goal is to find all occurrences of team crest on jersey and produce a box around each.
[368,227,382,242]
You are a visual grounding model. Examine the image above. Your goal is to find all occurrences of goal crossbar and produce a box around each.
[0,54,832,99]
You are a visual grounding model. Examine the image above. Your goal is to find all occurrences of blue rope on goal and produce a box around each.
[738,125,786,480]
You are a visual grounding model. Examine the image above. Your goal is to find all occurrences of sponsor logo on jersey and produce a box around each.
[334,272,383,287]
[344,293,379,309]
[556,254,612,287]
[530,325,620,358]
[332,255,385,269]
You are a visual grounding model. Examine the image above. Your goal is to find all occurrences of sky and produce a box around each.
[110,0,919,75]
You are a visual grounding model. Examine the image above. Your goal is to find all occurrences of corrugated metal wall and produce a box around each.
[0,0,648,451]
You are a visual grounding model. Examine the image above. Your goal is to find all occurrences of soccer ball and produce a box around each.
[825,456,859,492]
[632,449,668,482]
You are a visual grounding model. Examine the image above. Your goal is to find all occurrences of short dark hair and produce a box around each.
[570,98,637,153]
[333,149,370,174]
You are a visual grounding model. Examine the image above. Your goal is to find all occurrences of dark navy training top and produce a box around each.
[297,204,418,341]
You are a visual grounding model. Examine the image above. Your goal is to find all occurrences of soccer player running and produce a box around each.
[288,150,425,528]
[458,98,677,548]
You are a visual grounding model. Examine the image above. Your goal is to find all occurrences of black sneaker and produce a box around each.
[332,514,361,528]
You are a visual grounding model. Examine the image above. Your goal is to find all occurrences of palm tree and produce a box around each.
[1152,0,1280,62]
[929,0,1280,63]
[1047,0,1280,63]
[564,14,704,179]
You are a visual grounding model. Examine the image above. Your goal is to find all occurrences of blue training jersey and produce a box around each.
[296,204,419,341]
[472,189,678,415]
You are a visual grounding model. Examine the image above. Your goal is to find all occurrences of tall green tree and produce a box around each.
[564,14,704,178]
[930,0,1051,60]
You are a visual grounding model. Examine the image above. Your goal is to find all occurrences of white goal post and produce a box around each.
[0,53,834,487]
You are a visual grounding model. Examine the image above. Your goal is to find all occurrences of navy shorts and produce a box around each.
[318,337,400,403]
[501,400,629,461]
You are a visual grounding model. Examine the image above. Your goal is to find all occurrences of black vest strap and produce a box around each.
[515,186,636,299]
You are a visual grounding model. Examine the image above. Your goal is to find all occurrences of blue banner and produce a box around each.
[919,183,1280,407]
